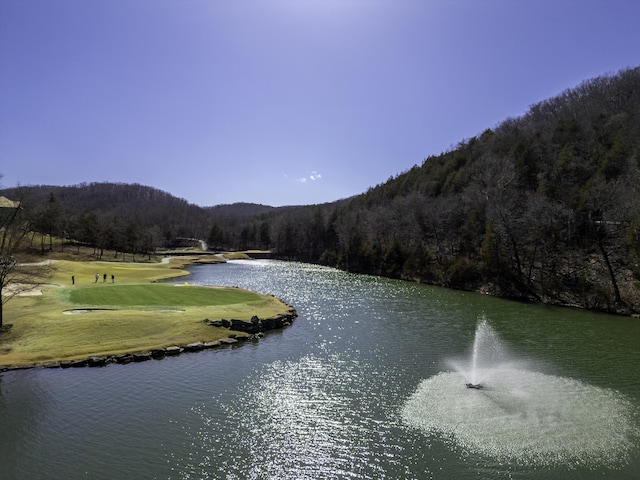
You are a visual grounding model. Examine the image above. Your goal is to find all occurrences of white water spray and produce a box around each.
[449,314,511,389]
[402,315,640,467]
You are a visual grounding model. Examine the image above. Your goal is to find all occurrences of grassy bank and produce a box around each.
[0,257,293,368]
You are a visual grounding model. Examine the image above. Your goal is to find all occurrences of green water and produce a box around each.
[1,260,639,479]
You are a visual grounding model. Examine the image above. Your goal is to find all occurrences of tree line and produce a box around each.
[206,67,640,314]
[3,67,640,314]
[0,182,212,260]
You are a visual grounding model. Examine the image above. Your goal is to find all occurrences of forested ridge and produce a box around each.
[213,67,640,314]
[3,67,640,313]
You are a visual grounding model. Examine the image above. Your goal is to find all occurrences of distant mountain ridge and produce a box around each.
[0,181,279,223]
[204,202,277,217]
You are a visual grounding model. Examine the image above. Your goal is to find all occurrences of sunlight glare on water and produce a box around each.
[180,354,408,480]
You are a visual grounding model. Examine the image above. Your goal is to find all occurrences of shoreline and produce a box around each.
[0,308,297,372]
[0,255,297,371]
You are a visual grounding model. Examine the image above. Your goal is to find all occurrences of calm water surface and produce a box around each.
[1,260,639,479]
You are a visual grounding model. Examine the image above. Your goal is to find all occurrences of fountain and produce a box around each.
[402,314,640,468]
[467,319,484,388]
[464,316,493,388]
[449,315,511,390]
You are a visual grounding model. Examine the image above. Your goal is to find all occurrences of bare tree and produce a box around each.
[0,188,50,329]
[582,160,640,308]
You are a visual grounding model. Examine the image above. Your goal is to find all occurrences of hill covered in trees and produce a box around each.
[3,67,640,314]
[0,182,277,257]
[210,67,640,314]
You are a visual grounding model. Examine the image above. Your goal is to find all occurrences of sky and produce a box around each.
[1,1,639,207]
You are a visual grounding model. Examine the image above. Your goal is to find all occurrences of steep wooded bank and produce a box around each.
[227,67,640,314]
[2,67,639,314]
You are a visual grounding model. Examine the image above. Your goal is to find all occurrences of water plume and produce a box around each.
[402,315,640,467]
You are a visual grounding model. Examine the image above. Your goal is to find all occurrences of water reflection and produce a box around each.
[181,354,411,479]
[0,371,56,477]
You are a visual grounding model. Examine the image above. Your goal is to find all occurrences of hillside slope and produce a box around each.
[344,67,640,312]
[224,67,640,313]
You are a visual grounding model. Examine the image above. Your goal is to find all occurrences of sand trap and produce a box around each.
[63,308,115,314]
[63,308,185,314]
[3,283,50,297]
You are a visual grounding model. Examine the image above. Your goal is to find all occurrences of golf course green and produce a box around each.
[0,257,295,369]
[66,283,263,308]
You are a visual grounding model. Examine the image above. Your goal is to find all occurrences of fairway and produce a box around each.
[67,284,262,308]
[1,258,295,368]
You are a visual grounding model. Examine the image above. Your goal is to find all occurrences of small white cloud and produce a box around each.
[296,171,322,183]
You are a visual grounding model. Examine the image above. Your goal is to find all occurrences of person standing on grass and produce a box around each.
[95,273,99,283]
[111,274,115,283]
[103,273,107,283]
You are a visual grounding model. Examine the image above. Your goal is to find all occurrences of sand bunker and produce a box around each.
[3,283,48,297]
[63,308,185,314]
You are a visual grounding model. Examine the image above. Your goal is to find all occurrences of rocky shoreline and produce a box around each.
[0,308,297,372]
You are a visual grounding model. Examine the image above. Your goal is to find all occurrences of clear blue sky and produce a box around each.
[1,0,639,207]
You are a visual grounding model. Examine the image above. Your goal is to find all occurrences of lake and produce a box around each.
[1,259,639,479]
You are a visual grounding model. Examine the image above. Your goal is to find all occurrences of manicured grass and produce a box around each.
[0,257,293,367]
[67,284,262,307]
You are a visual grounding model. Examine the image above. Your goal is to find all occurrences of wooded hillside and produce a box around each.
[219,67,640,314]
[3,67,640,313]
